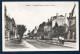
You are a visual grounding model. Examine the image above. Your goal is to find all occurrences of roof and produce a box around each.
[6,15,12,22]
[67,17,76,20]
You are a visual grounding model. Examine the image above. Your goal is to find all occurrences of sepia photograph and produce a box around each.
[2,1,79,51]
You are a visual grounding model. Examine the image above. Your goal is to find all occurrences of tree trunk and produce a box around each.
[51,39,52,43]
[19,35,23,43]
[20,37,22,42]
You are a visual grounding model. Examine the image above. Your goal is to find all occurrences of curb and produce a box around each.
[37,40,75,48]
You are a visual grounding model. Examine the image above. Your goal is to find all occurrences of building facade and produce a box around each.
[67,4,76,40]
[4,6,17,40]
[43,14,69,39]
[44,19,52,39]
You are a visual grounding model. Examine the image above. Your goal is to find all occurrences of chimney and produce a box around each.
[65,13,67,17]
[28,30,30,33]
[51,16,53,21]
[56,13,58,17]
[48,19,49,22]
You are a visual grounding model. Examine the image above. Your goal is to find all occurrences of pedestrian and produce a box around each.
[10,31,13,40]
[62,37,64,45]
[58,36,62,45]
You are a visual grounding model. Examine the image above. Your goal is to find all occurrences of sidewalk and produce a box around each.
[64,42,76,48]
[5,38,36,49]
[37,39,76,48]
[22,40,37,49]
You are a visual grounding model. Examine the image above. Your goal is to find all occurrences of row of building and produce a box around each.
[28,4,76,41]
[4,6,17,40]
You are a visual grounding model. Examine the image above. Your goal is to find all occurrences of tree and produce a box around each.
[17,25,26,42]
[41,22,46,27]
[37,22,46,39]
[54,26,66,37]
[30,29,34,38]
[53,21,58,29]
[52,21,58,37]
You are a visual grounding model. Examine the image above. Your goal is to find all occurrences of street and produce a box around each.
[5,38,76,50]
[25,39,76,49]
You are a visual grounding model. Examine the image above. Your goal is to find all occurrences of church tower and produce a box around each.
[67,3,76,40]
[69,3,76,18]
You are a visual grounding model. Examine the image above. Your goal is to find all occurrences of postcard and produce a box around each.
[2,1,79,51]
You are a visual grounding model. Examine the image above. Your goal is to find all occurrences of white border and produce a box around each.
[2,1,79,52]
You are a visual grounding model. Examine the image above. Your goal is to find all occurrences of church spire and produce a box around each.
[69,3,76,18]
[71,3,76,17]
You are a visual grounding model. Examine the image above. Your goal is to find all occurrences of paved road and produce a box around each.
[5,39,28,49]
[5,38,76,49]
[25,39,75,49]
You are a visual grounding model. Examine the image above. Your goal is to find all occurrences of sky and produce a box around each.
[2,1,79,34]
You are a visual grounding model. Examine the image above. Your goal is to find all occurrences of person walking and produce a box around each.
[58,36,62,45]
[62,37,64,45]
